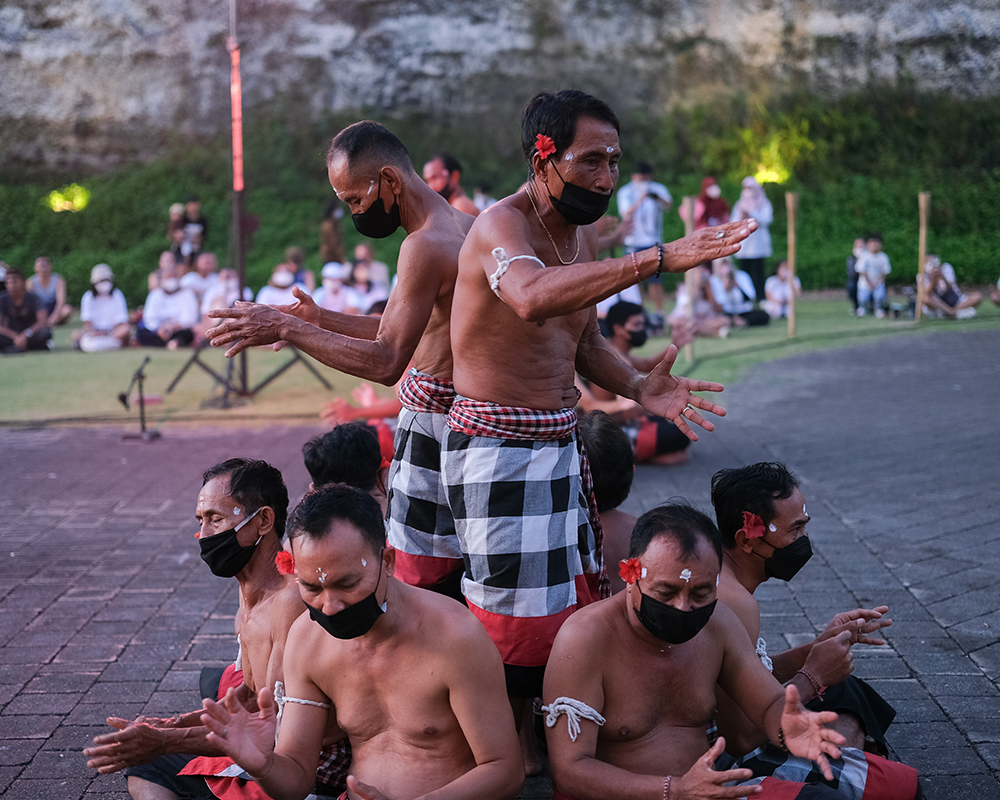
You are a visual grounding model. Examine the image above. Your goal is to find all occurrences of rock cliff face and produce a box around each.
[2,0,999,170]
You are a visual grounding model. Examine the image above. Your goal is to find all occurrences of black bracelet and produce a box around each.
[655,243,663,276]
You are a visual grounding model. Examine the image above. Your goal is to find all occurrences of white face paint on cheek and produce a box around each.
[361,558,367,567]
[680,569,692,583]
[769,523,777,532]
[716,574,720,587]
[641,567,647,579]
[233,507,241,516]
[564,152,574,161]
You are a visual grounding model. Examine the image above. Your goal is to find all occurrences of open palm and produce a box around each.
[636,345,725,441]
[200,686,277,776]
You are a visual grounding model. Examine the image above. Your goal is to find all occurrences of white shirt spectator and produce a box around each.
[616,179,672,249]
[732,199,774,259]
[711,270,757,315]
[202,282,253,316]
[81,288,129,331]
[143,286,200,331]
[856,251,891,289]
[256,283,308,306]
[596,284,644,317]
[180,271,219,305]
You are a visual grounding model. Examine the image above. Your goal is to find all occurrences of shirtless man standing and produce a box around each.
[444,90,757,698]
[208,121,474,599]
[199,484,523,800]
[544,503,847,800]
[423,153,481,217]
[84,459,349,800]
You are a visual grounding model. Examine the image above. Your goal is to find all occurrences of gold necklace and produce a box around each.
[526,187,580,265]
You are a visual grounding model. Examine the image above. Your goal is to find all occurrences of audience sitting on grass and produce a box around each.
[194,267,253,341]
[27,256,73,326]
[761,259,802,320]
[137,260,200,349]
[256,262,308,306]
[922,255,982,319]
[72,263,130,352]
[711,257,770,327]
[667,262,732,338]
[854,233,891,318]
[347,252,390,312]
[314,262,362,313]
[148,250,179,292]
[577,410,637,594]
[0,267,52,353]
[302,422,390,514]
[579,301,692,465]
[179,252,220,306]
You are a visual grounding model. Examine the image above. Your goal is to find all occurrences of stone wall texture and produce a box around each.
[2,0,999,169]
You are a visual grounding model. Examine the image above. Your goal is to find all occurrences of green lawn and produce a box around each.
[2,296,997,426]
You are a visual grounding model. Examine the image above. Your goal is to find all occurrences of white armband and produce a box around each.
[541,697,606,742]
[489,247,546,300]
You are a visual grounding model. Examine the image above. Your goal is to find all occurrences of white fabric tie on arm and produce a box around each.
[489,247,545,300]
[542,697,606,742]
[273,680,331,742]
[756,637,774,673]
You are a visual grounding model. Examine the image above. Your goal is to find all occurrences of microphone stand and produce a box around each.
[119,356,162,441]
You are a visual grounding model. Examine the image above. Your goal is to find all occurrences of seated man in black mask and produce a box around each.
[711,462,918,798]
[86,458,350,800]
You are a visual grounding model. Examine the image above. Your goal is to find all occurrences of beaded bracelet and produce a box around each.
[655,243,664,276]
[777,724,788,752]
[662,775,671,800]
[630,251,641,282]
[796,668,825,699]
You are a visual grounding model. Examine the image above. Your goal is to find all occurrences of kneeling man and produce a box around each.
[544,504,848,800]
[200,484,523,800]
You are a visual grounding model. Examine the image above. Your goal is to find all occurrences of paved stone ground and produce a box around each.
[1,327,997,800]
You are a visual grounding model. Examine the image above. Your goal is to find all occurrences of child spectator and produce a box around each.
[256,263,308,306]
[180,194,208,267]
[922,255,983,319]
[855,233,891,317]
[761,260,802,319]
[179,252,220,306]
[27,256,73,326]
[302,422,389,514]
[846,237,864,312]
[137,261,199,348]
[284,245,316,293]
[577,410,637,594]
[73,263,130,352]
[0,268,52,353]
[314,262,361,313]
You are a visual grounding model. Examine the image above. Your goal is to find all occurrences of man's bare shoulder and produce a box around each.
[404,582,492,647]
[465,193,532,245]
[269,578,308,638]
[717,572,760,640]
[551,595,622,656]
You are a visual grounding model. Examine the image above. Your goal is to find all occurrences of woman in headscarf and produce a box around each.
[693,176,731,230]
[731,176,774,298]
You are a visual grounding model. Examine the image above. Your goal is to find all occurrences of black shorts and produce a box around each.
[124,753,214,800]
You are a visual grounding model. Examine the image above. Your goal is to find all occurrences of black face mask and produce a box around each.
[549,163,612,226]
[352,175,401,239]
[627,328,648,348]
[634,583,717,644]
[307,554,386,640]
[199,508,263,578]
[759,535,813,582]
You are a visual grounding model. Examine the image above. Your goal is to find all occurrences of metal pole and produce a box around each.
[229,0,248,393]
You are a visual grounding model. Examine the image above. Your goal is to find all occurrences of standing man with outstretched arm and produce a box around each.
[207,121,473,600]
[443,90,758,701]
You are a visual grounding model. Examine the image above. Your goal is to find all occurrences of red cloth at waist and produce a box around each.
[398,370,455,415]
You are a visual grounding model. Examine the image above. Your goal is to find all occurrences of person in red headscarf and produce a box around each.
[693,176,731,230]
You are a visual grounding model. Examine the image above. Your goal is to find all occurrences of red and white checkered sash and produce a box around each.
[447,397,610,599]
[397,369,456,415]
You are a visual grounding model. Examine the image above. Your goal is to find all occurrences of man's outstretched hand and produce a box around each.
[780,684,845,781]
[207,302,291,357]
[200,686,277,777]
[636,344,725,441]
[664,218,759,274]
[820,606,892,647]
[84,716,168,773]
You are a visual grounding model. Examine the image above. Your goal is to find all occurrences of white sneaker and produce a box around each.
[875,309,885,319]
[718,325,731,339]
[956,307,977,319]
[857,308,866,317]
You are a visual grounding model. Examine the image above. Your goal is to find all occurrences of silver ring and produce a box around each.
[715,231,725,239]
[683,407,693,418]
[222,726,228,737]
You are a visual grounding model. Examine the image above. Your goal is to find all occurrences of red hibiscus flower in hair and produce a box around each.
[619,558,643,584]
[536,134,557,160]
[742,511,766,539]
[275,551,296,575]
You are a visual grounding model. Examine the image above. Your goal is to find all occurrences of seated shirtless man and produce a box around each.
[544,503,850,800]
[208,121,476,601]
[199,483,523,800]
[84,458,349,800]
[711,462,918,797]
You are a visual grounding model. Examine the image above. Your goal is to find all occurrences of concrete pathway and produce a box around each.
[1,327,997,799]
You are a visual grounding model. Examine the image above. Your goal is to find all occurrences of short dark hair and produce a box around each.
[186,194,199,203]
[327,120,412,177]
[287,483,386,554]
[521,90,620,175]
[629,503,722,564]
[866,232,883,243]
[578,411,633,512]
[303,423,382,492]
[605,301,645,334]
[5,267,24,280]
[202,458,289,539]
[434,152,462,176]
[634,161,653,176]
[366,299,388,316]
[710,462,799,549]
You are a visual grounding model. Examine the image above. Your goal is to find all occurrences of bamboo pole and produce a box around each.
[915,191,931,322]
[680,196,696,363]
[785,192,798,338]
